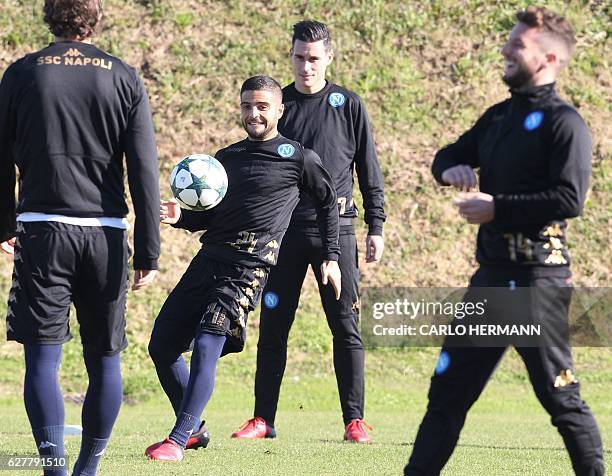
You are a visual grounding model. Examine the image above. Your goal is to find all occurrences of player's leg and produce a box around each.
[167,331,226,447]
[406,265,509,474]
[517,277,604,476]
[311,229,366,438]
[405,345,506,475]
[71,350,122,475]
[147,252,215,417]
[7,222,77,476]
[244,232,309,434]
[146,330,226,462]
[23,344,66,476]
[69,226,129,476]
[147,260,265,460]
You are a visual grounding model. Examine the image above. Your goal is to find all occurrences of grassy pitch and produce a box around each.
[0,1,609,474]
[0,363,609,475]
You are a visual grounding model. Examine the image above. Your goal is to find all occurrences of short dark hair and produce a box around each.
[516,6,576,59]
[292,20,332,52]
[240,75,283,100]
[43,0,102,39]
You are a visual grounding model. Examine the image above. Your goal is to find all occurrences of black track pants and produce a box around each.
[405,267,604,476]
[254,227,364,426]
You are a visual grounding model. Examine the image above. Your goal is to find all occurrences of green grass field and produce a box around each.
[1,347,611,475]
[1,0,610,474]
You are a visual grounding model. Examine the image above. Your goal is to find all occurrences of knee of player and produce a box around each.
[547,385,589,421]
[329,314,361,336]
[425,400,468,424]
[256,336,289,353]
[83,347,121,369]
[426,382,471,414]
[147,338,169,363]
[331,332,363,349]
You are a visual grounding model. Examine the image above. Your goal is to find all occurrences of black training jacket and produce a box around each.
[432,83,591,273]
[173,134,340,267]
[0,41,160,269]
[279,81,386,234]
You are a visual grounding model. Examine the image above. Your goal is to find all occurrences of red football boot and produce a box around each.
[344,419,373,443]
[145,438,184,461]
[185,421,210,450]
[231,417,276,439]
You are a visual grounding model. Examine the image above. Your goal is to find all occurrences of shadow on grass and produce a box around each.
[322,440,612,455]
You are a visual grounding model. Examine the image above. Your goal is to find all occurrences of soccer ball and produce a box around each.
[170,154,228,211]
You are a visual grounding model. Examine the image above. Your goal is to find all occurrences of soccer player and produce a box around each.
[0,1,160,475]
[145,75,341,462]
[405,7,604,476]
[232,20,385,444]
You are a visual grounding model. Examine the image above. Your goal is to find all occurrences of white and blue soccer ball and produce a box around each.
[170,154,228,211]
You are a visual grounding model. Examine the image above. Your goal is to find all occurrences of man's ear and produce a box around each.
[278,102,285,119]
[327,49,334,65]
[539,50,560,74]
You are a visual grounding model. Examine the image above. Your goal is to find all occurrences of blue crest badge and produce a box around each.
[328,92,346,108]
[277,144,295,158]
[524,111,544,131]
[434,351,451,375]
[263,292,279,309]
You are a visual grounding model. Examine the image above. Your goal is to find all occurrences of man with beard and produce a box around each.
[145,75,341,462]
[405,7,604,476]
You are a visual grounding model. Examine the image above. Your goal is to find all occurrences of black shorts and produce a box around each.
[6,221,129,355]
[151,252,268,356]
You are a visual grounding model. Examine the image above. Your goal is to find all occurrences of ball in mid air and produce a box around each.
[170,154,228,211]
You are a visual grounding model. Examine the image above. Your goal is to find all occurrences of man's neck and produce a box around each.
[522,70,557,90]
[295,80,326,95]
[54,36,93,44]
[247,131,279,142]
[514,78,556,93]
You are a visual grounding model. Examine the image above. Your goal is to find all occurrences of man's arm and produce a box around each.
[124,72,160,270]
[493,110,591,225]
[0,65,17,243]
[168,205,214,232]
[300,148,342,298]
[300,149,340,261]
[352,97,386,235]
[431,110,489,188]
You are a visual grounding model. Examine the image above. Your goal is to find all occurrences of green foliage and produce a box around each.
[174,12,194,29]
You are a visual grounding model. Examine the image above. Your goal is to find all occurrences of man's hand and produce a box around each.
[160,199,181,225]
[441,165,478,191]
[454,192,494,224]
[1,237,16,255]
[365,235,384,263]
[321,260,341,300]
[132,269,157,291]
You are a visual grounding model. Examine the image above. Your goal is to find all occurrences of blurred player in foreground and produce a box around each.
[233,20,385,444]
[0,1,160,475]
[145,75,341,462]
[405,7,604,476]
